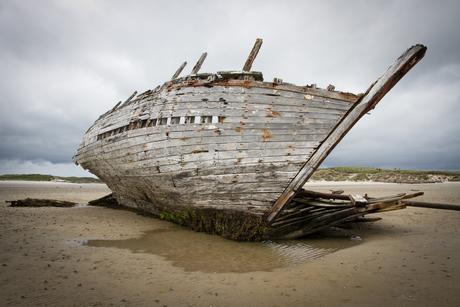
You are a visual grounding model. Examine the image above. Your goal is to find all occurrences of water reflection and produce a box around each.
[84,226,360,273]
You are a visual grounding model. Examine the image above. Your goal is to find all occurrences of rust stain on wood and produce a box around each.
[261,129,275,140]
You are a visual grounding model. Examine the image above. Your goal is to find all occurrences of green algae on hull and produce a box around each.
[89,194,269,241]
[159,207,270,241]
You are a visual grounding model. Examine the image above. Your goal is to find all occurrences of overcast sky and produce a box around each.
[1,0,459,178]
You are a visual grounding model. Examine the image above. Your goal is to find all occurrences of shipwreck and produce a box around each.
[73,39,429,240]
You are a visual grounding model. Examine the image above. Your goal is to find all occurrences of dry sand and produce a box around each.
[1,181,460,306]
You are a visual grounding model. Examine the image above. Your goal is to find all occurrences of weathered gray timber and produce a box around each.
[73,39,427,240]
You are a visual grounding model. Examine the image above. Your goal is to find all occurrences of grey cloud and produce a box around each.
[1,0,459,176]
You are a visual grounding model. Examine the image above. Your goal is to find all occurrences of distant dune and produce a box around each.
[310,167,460,183]
[0,174,102,184]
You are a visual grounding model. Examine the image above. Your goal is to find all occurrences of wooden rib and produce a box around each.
[171,61,187,79]
[191,53,207,75]
[243,38,263,71]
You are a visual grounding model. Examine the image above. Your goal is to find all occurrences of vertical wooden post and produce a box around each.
[242,38,263,72]
[191,53,208,75]
[171,61,187,80]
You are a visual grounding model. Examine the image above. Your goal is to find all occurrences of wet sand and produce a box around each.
[1,181,460,306]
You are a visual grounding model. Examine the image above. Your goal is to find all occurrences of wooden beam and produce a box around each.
[171,61,187,79]
[297,189,350,200]
[349,194,368,207]
[191,53,207,75]
[242,38,263,72]
[120,91,137,108]
[266,44,427,224]
[401,201,460,211]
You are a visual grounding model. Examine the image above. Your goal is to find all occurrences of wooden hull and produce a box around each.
[73,43,426,240]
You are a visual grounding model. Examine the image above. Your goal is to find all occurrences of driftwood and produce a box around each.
[6,198,77,207]
[401,200,460,211]
[266,189,424,239]
[266,189,460,239]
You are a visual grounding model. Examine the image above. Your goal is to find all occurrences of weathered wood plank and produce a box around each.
[164,89,354,110]
[93,139,319,161]
[78,87,353,149]
[196,163,301,176]
[349,194,368,206]
[130,106,348,120]
[75,136,320,164]
[171,61,187,79]
[243,38,263,71]
[78,124,329,156]
[82,128,323,156]
[157,156,306,173]
[191,53,207,75]
[106,152,313,174]
[94,111,342,136]
[163,80,360,102]
[173,171,295,185]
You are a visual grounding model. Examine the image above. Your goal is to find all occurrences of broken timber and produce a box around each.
[73,39,429,240]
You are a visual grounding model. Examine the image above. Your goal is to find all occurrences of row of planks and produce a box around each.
[74,80,360,217]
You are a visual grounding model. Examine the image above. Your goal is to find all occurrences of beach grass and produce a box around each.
[310,167,460,182]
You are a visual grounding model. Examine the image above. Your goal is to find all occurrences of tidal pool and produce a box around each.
[83,226,361,273]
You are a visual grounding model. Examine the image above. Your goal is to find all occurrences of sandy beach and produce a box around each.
[1,181,460,306]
